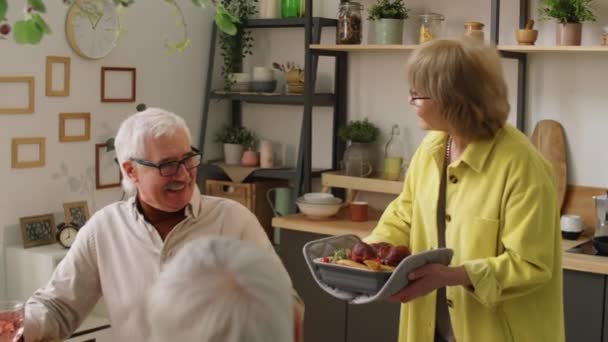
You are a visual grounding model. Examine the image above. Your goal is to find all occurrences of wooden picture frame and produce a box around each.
[0,76,35,114]
[95,143,122,189]
[63,201,90,228]
[59,112,91,142]
[19,213,56,248]
[12,137,46,168]
[46,56,71,97]
[101,67,136,102]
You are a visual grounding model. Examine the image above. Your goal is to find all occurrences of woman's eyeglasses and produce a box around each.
[130,147,202,177]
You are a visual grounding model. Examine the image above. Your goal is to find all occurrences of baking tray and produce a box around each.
[313,258,392,295]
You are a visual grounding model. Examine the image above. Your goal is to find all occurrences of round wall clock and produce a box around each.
[65,0,120,59]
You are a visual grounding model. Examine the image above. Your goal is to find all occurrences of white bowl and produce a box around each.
[296,198,342,219]
[303,192,337,204]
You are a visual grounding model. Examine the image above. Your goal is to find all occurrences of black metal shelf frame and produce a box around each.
[197,9,347,199]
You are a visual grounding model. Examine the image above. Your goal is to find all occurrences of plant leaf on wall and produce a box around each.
[0,0,7,21]
[27,0,46,12]
[32,14,51,33]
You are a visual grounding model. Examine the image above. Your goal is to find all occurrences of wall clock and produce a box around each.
[65,0,120,59]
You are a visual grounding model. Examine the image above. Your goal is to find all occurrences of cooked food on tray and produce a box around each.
[319,241,411,272]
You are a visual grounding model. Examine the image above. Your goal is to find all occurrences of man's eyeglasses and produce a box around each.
[409,89,431,102]
[131,147,202,177]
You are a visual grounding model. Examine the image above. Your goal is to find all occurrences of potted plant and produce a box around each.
[215,125,257,165]
[338,119,380,177]
[219,0,258,90]
[539,0,595,46]
[367,0,409,45]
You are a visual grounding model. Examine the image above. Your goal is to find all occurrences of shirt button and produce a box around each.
[449,175,458,184]
[446,214,451,222]
[447,299,454,308]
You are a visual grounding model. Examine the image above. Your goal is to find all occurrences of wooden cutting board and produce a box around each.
[530,120,568,211]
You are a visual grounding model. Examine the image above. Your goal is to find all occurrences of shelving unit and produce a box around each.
[312,44,608,54]
[197,12,347,198]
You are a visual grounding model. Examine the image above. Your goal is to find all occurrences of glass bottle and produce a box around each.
[418,13,445,44]
[336,1,363,45]
[383,124,405,181]
[281,0,300,18]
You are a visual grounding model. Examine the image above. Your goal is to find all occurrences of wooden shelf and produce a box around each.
[322,171,403,195]
[245,17,337,28]
[499,45,608,53]
[311,44,608,54]
[272,207,381,238]
[210,91,334,106]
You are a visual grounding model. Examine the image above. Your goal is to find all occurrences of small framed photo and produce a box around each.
[63,201,90,228]
[19,214,56,248]
[101,67,136,102]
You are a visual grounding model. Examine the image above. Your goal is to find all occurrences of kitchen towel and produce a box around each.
[303,234,453,304]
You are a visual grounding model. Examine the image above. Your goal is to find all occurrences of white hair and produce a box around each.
[114,107,191,195]
[147,236,294,342]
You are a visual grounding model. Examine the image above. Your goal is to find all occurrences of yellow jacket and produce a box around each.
[365,124,564,342]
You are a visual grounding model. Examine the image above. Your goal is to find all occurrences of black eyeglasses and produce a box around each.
[409,89,431,102]
[131,147,202,177]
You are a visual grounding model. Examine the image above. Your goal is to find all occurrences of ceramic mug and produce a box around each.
[267,187,294,217]
[561,214,584,233]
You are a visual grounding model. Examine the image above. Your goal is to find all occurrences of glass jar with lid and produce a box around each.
[464,21,484,42]
[336,1,363,44]
[418,13,445,44]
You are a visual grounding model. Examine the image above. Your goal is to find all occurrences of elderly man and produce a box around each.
[147,236,294,342]
[24,108,303,341]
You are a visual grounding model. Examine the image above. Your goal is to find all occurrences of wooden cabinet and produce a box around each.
[563,270,605,342]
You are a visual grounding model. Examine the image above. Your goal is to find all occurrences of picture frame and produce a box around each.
[45,56,71,97]
[101,67,136,102]
[95,143,122,189]
[0,76,35,114]
[19,213,56,248]
[63,201,90,228]
[59,112,91,142]
[12,137,46,168]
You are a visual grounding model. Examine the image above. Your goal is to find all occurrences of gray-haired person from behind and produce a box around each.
[147,236,294,342]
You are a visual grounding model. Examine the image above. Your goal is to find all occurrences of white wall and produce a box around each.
[0,0,223,299]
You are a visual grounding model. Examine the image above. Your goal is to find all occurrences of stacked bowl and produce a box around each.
[296,192,343,219]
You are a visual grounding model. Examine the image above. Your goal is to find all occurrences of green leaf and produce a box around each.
[215,12,237,36]
[0,0,7,21]
[13,19,43,44]
[216,5,239,23]
[27,0,46,13]
[191,0,210,7]
[32,14,51,34]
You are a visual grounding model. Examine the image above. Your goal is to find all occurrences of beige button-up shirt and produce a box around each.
[24,191,291,341]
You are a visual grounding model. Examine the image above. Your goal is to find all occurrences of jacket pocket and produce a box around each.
[461,217,500,260]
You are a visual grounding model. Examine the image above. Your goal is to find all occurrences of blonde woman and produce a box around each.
[365,39,564,342]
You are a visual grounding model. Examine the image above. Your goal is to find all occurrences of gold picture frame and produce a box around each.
[19,213,56,248]
[46,56,71,97]
[12,137,46,168]
[59,112,91,142]
[63,201,90,228]
[0,76,35,114]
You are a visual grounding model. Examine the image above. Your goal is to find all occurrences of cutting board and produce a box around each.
[530,120,568,211]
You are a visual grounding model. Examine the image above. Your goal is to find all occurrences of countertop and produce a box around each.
[273,211,608,275]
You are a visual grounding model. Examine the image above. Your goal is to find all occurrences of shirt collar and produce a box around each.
[422,127,503,173]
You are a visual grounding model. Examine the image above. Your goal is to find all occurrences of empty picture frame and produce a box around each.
[0,76,35,114]
[46,56,71,97]
[59,112,91,142]
[101,67,136,102]
[20,213,56,248]
[63,200,90,228]
[95,143,121,189]
[12,137,46,168]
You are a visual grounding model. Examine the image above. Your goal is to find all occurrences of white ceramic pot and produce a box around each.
[223,143,244,165]
[252,67,274,82]
[296,197,343,219]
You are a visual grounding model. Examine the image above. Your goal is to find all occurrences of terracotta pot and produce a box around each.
[556,22,582,46]
[241,150,259,167]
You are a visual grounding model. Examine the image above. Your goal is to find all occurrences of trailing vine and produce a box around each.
[219,0,257,90]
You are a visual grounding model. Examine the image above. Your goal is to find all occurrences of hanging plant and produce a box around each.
[218,0,257,90]
[0,0,241,50]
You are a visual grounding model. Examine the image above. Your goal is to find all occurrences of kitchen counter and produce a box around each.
[273,212,608,275]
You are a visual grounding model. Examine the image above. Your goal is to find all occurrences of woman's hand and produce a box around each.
[388,264,471,303]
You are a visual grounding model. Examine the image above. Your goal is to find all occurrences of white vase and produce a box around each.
[223,143,244,165]
[259,140,274,168]
[258,0,277,19]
